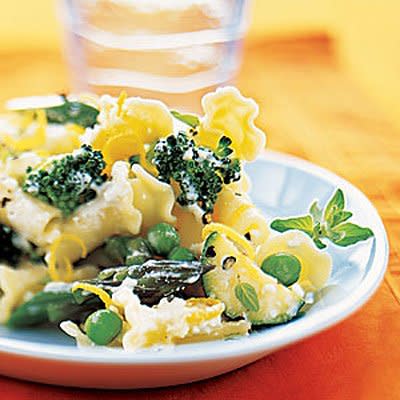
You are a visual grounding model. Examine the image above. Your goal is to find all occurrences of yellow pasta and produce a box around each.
[173,204,204,249]
[0,176,62,248]
[195,86,266,161]
[5,152,43,181]
[46,161,143,263]
[213,187,270,247]
[112,287,243,351]
[86,94,173,148]
[0,263,48,323]
[131,164,176,231]
[2,110,47,152]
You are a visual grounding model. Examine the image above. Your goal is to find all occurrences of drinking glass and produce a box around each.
[60,0,251,111]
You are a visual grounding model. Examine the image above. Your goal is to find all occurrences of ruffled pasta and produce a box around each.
[0,161,143,267]
[47,161,142,263]
[0,263,48,323]
[227,171,252,194]
[195,86,266,161]
[5,152,42,181]
[83,94,173,169]
[112,287,230,351]
[0,173,62,247]
[173,204,204,249]
[130,164,176,231]
[202,228,302,323]
[213,187,270,247]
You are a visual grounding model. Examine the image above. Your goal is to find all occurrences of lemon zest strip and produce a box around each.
[117,91,127,117]
[47,234,87,282]
[72,283,113,309]
[63,256,74,283]
[202,222,255,260]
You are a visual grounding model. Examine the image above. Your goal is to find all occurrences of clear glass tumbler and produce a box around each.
[60,0,250,111]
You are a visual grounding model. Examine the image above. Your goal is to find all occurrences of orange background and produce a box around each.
[0,1,399,399]
[0,0,399,131]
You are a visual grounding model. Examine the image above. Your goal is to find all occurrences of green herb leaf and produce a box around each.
[271,188,374,249]
[309,201,322,223]
[323,189,345,226]
[215,136,234,158]
[171,110,200,128]
[45,99,99,128]
[330,210,352,227]
[313,237,327,249]
[235,282,260,312]
[270,215,314,237]
[330,223,374,246]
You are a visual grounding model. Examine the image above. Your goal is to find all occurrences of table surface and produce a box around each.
[0,36,399,400]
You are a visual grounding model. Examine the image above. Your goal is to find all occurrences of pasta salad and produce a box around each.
[0,87,373,351]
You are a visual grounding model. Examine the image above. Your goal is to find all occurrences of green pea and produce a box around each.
[168,246,196,261]
[125,237,153,265]
[84,309,122,346]
[261,252,302,286]
[147,223,180,256]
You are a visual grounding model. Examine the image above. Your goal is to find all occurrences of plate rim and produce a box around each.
[0,150,389,364]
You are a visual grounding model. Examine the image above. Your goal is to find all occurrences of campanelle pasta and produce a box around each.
[195,87,266,161]
[213,187,270,247]
[131,164,176,230]
[0,263,47,323]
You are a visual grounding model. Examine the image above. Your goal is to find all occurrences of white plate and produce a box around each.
[0,150,388,388]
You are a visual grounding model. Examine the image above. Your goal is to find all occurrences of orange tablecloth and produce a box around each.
[0,37,399,399]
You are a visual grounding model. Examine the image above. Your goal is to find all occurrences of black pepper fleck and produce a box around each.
[205,245,216,258]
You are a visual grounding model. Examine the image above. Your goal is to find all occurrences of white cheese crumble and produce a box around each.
[44,282,72,293]
[291,283,305,298]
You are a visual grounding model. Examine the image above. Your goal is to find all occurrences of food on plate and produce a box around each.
[0,87,374,351]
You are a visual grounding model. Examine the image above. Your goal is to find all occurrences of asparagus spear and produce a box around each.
[8,289,101,328]
[8,260,214,327]
[79,260,214,305]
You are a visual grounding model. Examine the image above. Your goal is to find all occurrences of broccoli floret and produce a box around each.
[150,132,241,213]
[22,145,107,217]
[0,223,41,266]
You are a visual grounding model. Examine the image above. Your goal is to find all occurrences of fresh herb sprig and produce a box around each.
[170,110,200,128]
[271,189,374,249]
[44,96,99,128]
[235,282,260,312]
